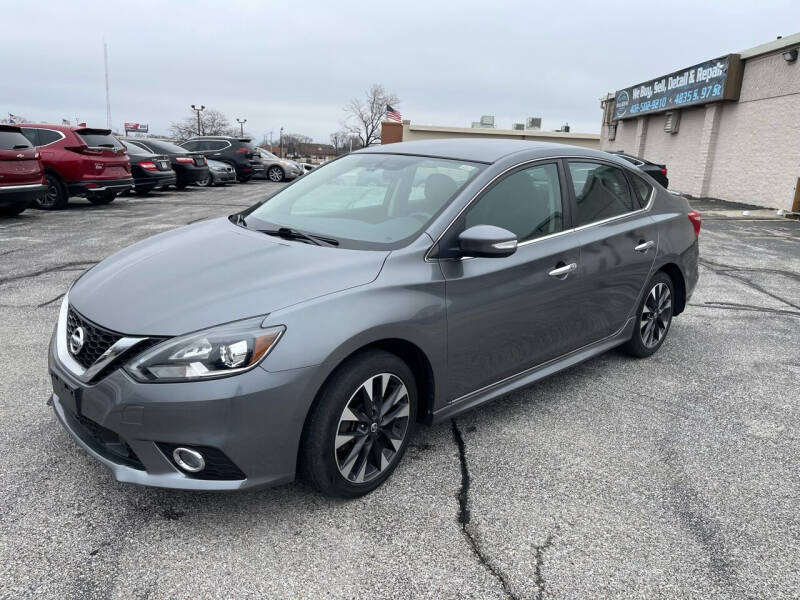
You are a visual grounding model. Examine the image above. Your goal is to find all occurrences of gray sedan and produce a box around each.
[196,159,237,186]
[256,149,303,182]
[47,139,699,498]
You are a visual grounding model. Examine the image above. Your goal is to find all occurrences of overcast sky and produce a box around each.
[3,1,798,143]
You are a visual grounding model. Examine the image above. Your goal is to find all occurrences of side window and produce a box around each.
[20,128,41,146]
[37,129,62,146]
[464,163,563,242]
[568,162,635,227]
[629,175,653,209]
[207,141,228,151]
[181,141,201,151]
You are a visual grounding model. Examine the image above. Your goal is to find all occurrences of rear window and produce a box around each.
[142,140,187,154]
[0,130,33,150]
[630,175,653,208]
[123,141,151,156]
[76,131,123,150]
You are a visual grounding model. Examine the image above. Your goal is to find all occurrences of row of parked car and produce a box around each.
[0,122,314,216]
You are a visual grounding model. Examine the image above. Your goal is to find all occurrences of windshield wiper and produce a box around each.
[260,227,339,247]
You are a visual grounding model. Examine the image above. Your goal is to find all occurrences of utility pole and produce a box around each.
[279,127,284,158]
[236,118,247,136]
[190,104,205,136]
[103,41,112,129]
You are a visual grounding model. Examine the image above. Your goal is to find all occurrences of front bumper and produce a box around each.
[48,323,322,491]
[210,168,236,184]
[68,177,134,197]
[0,182,46,206]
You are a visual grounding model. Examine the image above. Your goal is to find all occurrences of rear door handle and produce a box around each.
[548,262,577,278]
[634,240,655,253]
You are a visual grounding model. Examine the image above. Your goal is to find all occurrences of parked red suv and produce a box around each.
[0,125,46,216]
[19,124,133,210]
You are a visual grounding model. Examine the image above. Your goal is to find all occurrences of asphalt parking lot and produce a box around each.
[1,184,799,599]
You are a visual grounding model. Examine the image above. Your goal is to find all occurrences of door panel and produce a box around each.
[442,238,582,399]
[440,160,582,401]
[565,160,658,345]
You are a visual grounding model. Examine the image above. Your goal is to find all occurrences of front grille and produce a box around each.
[62,407,145,470]
[67,307,123,369]
[157,442,246,480]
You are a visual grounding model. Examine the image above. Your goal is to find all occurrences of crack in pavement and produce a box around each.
[689,301,800,318]
[698,258,800,310]
[533,534,555,600]
[451,420,520,600]
[0,261,95,287]
[699,257,800,283]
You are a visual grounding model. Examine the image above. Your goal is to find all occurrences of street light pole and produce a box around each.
[190,104,205,136]
[279,127,284,158]
[236,118,247,137]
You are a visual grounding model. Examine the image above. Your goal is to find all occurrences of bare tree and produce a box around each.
[169,108,236,140]
[282,133,313,157]
[343,84,399,147]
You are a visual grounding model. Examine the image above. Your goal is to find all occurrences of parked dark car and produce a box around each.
[179,136,264,182]
[18,124,133,209]
[48,139,700,498]
[608,151,669,188]
[120,141,176,194]
[196,159,237,187]
[123,138,208,189]
[0,125,46,216]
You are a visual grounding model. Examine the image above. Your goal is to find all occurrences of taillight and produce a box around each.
[175,156,194,163]
[687,210,701,236]
[140,161,158,171]
[660,168,667,176]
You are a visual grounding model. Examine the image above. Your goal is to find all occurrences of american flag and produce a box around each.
[385,104,402,122]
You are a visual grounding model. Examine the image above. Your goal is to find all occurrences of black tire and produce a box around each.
[300,349,417,498]
[134,187,153,196]
[175,182,188,190]
[622,271,675,358]
[196,174,213,187]
[237,175,252,183]
[87,191,117,205]
[0,202,28,216]
[267,165,285,182]
[37,174,68,210]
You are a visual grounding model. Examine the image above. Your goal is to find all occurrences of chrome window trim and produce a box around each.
[22,127,65,148]
[56,294,148,382]
[424,155,653,262]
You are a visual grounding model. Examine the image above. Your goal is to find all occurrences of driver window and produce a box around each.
[464,163,562,242]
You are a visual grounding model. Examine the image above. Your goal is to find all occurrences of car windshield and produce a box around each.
[244,153,484,249]
[260,150,279,160]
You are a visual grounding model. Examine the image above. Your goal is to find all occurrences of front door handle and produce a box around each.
[634,240,655,253]
[548,262,577,278]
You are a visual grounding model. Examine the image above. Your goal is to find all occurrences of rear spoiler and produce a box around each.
[75,128,112,135]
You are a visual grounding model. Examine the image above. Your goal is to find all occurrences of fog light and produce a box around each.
[172,447,205,473]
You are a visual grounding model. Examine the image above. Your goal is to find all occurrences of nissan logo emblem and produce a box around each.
[69,327,85,355]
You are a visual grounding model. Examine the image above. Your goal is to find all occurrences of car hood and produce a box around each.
[69,217,389,335]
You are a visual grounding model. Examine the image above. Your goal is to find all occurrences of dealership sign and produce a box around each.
[614,54,743,120]
[124,122,149,133]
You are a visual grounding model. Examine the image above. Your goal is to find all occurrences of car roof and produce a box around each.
[18,123,111,134]
[186,136,252,142]
[356,138,613,164]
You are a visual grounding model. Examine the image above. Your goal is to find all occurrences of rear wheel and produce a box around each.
[134,187,153,196]
[622,271,674,358]
[87,191,117,205]
[37,174,68,210]
[175,182,188,190]
[267,166,285,182]
[300,350,417,498]
[0,203,28,216]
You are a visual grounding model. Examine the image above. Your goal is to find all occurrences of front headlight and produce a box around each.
[124,318,284,382]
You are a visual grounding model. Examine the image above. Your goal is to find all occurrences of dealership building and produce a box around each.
[600,33,800,212]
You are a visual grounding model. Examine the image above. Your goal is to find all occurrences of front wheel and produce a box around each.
[622,271,674,358]
[267,166,285,182]
[300,350,417,498]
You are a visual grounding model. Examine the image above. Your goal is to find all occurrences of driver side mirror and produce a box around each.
[458,225,518,258]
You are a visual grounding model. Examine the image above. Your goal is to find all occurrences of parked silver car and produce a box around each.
[256,149,303,182]
[197,159,237,187]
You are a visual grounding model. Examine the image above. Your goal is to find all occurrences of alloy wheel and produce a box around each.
[268,166,283,182]
[41,182,59,208]
[640,282,672,348]
[334,373,410,484]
